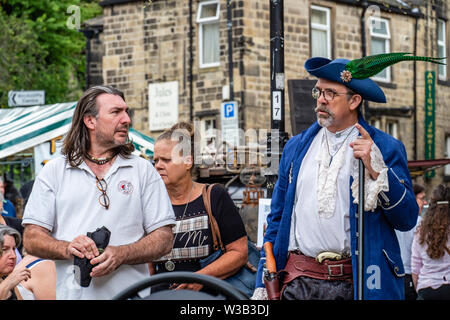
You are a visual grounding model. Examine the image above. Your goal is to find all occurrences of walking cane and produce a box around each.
[357,159,365,300]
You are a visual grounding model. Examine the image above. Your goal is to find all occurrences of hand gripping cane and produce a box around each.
[263,242,280,300]
[357,159,365,300]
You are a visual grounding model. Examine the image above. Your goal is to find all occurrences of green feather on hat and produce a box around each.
[340,53,446,82]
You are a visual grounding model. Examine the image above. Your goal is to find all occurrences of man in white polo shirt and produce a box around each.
[22,85,175,300]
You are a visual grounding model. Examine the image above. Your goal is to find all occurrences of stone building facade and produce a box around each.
[89,0,449,191]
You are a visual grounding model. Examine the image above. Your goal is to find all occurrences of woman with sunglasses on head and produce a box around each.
[411,184,450,300]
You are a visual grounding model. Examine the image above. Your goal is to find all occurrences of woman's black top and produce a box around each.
[154,184,247,273]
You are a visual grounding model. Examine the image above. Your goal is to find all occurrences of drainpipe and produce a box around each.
[227,0,234,101]
[189,0,194,122]
[360,1,369,119]
[413,14,418,160]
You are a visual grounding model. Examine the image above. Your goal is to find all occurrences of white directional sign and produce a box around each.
[8,90,45,107]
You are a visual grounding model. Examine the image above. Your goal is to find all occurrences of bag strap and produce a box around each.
[202,183,225,252]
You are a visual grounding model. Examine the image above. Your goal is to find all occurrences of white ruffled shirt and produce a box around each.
[288,125,388,258]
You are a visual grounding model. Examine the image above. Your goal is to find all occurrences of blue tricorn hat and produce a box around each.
[304,57,387,103]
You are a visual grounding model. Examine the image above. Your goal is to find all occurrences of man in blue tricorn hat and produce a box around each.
[253,53,445,300]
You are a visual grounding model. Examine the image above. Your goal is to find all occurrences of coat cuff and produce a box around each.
[377,167,408,211]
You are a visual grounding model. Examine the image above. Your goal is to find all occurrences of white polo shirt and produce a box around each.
[22,154,175,300]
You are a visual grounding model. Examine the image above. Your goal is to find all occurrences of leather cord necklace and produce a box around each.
[86,153,115,165]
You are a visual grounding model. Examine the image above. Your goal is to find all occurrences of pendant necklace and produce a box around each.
[165,184,194,272]
[324,126,356,166]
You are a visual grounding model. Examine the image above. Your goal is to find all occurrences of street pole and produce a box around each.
[357,159,365,300]
[227,0,234,101]
[267,0,289,197]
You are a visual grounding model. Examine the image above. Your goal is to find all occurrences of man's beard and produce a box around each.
[314,104,335,128]
[96,126,129,149]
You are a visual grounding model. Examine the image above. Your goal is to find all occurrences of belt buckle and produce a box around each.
[328,264,344,277]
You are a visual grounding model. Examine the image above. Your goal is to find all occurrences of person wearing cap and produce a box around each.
[253,53,444,300]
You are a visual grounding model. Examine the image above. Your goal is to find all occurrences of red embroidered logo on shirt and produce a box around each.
[118,180,133,195]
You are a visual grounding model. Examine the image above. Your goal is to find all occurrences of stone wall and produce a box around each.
[97,0,450,188]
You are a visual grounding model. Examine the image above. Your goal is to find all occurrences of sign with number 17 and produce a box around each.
[272,91,281,120]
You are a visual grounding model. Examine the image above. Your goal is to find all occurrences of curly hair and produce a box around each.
[418,184,450,259]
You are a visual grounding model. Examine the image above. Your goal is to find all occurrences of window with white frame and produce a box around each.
[197,0,220,68]
[386,120,398,139]
[369,17,391,82]
[437,19,447,80]
[310,5,331,59]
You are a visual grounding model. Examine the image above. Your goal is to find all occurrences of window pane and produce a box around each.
[200,3,218,19]
[387,122,398,139]
[202,23,219,65]
[371,38,387,78]
[205,119,216,130]
[370,119,381,129]
[311,9,327,25]
[438,45,446,77]
[437,20,445,42]
[311,29,328,57]
[371,20,388,35]
[438,45,445,58]
[371,38,386,53]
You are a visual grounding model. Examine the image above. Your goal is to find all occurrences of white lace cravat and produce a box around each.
[316,126,357,218]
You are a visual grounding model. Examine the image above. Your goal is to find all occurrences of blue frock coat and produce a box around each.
[256,114,419,299]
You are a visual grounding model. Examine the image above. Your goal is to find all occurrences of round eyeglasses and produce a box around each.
[96,177,110,210]
[312,87,352,102]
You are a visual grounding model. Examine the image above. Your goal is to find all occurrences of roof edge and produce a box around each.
[333,0,424,18]
[99,0,142,7]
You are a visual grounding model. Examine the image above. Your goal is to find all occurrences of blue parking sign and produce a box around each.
[223,102,235,118]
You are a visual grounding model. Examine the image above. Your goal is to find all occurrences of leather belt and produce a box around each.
[280,251,353,284]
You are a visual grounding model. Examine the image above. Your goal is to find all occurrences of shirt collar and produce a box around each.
[65,154,135,178]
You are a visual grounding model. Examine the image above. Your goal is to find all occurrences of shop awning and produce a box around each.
[0,102,154,159]
[408,158,450,178]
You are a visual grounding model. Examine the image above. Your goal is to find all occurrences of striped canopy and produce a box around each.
[0,102,154,159]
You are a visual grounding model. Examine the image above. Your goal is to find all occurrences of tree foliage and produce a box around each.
[0,0,102,107]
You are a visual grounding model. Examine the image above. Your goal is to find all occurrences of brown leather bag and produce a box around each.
[201,184,258,272]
